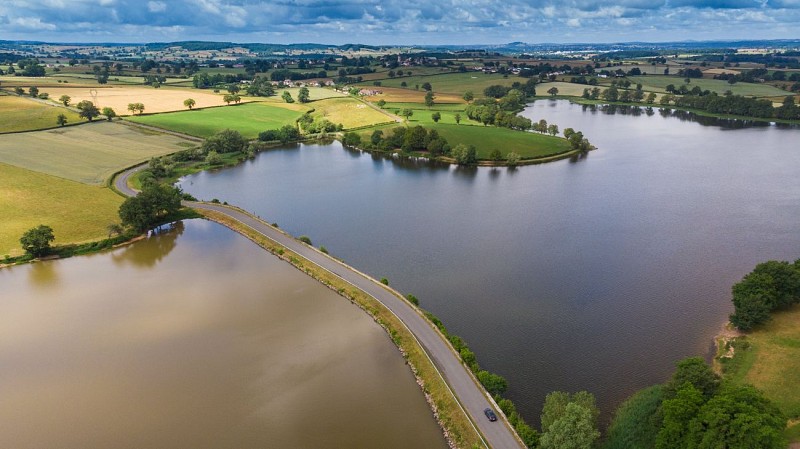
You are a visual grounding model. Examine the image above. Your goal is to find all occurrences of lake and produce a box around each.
[0,220,446,449]
[179,100,800,424]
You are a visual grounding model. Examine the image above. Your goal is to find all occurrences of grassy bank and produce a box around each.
[717,304,800,442]
[196,207,486,449]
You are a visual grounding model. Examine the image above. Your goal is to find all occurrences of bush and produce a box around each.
[342,132,361,147]
[603,385,664,449]
[202,129,247,154]
[380,277,389,285]
[298,235,312,245]
[477,370,508,396]
[406,294,419,306]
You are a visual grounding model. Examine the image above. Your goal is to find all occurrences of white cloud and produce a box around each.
[148,1,167,12]
[11,16,57,30]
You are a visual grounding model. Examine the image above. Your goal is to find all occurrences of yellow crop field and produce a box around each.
[40,85,227,114]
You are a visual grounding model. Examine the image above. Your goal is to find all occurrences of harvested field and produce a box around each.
[312,97,396,129]
[39,85,227,115]
[0,95,82,133]
[0,122,194,185]
[0,163,123,256]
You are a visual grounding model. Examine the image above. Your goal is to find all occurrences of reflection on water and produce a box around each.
[27,260,59,290]
[111,221,184,268]
[578,101,792,129]
[0,220,446,449]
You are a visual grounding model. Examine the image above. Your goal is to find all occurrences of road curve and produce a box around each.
[114,166,524,449]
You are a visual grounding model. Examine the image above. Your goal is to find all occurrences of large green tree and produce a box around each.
[76,100,100,121]
[202,129,248,154]
[540,402,600,449]
[119,184,182,232]
[20,225,55,257]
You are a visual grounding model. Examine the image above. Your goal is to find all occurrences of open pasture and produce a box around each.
[0,95,82,133]
[429,123,571,159]
[537,81,601,97]
[632,75,791,97]
[40,85,227,114]
[128,102,306,138]
[378,72,521,97]
[361,86,464,104]
[725,304,800,420]
[0,163,122,256]
[0,122,193,185]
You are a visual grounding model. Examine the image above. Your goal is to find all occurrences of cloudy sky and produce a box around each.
[1,0,799,45]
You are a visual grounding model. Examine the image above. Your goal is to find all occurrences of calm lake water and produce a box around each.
[180,100,800,425]
[0,220,446,449]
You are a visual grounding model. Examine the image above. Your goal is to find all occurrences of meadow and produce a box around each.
[311,97,396,129]
[0,95,82,133]
[632,75,792,97]
[128,102,306,138]
[0,163,122,256]
[362,86,464,103]
[0,122,193,184]
[430,123,572,159]
[720,304,800,441]
[377,72,521,97]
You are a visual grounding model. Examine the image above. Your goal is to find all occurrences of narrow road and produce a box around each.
[114,166,524,449]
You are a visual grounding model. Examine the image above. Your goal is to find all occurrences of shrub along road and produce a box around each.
[114,165,524,449]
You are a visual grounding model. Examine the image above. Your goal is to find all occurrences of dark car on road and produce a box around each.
[484,408,498,422]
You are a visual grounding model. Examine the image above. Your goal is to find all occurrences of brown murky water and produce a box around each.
[0,219,447,449]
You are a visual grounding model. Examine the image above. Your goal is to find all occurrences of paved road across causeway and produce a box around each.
[114,165,524,449]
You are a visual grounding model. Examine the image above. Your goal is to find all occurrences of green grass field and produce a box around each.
[720,304,800,441]
[0,95,82,133]
[379,72,521,97]
[0,122,194,185]
[312,97,395,129]
[382,102,466,111]
[128,102,306,138]
[632,75,792,97]
[429,123,571,159]
[0,163,123,256]
[359,123,571,159]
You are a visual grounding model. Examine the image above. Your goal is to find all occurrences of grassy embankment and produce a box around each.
[197,207,485,449]
[716,304,800,442]
[0,122,198,256]
[0,95,82,133]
